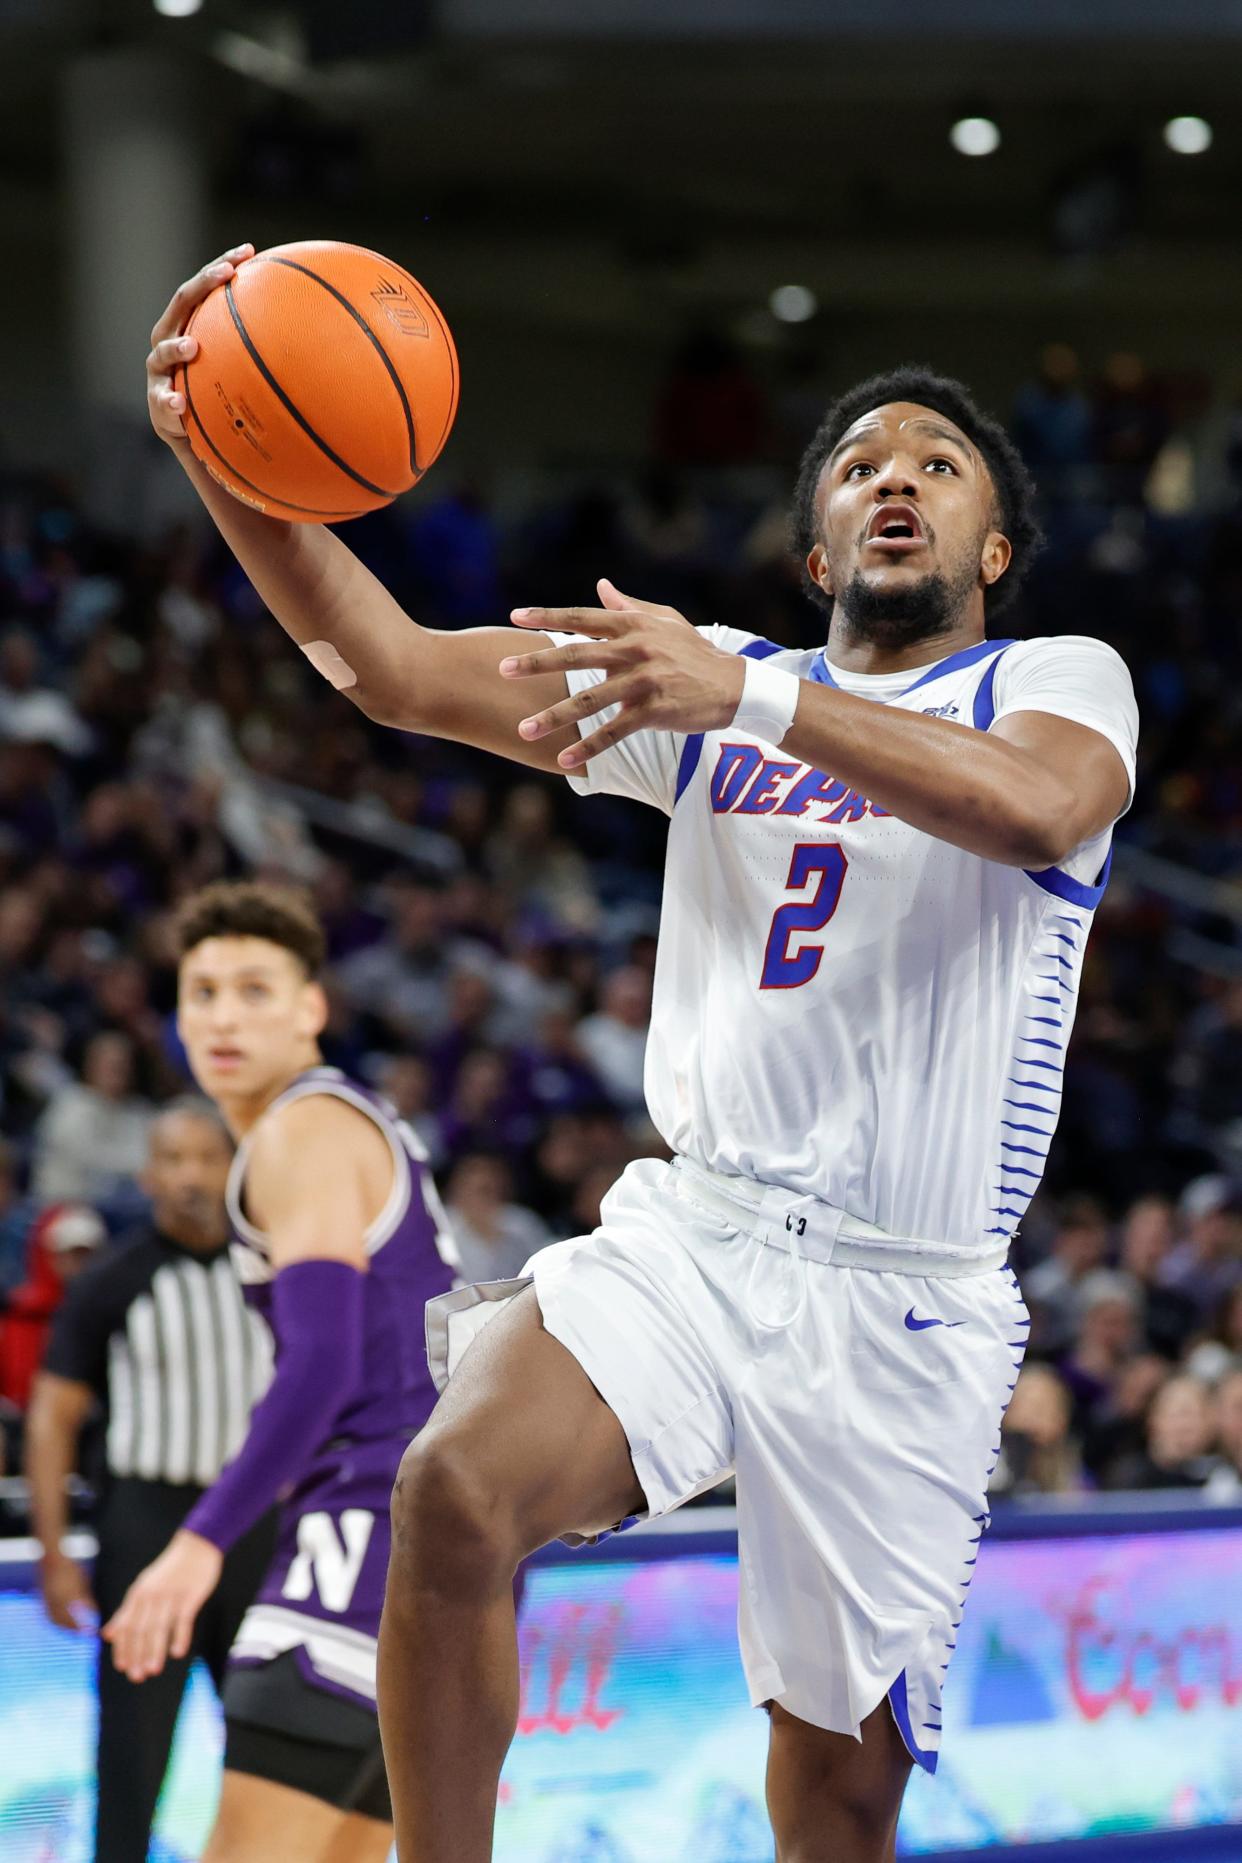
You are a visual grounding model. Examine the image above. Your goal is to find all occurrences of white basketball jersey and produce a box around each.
[556,627,1138,1266]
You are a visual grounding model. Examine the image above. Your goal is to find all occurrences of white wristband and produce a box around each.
[731,658,801,746]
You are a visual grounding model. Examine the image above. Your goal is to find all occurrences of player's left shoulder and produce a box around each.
[252,1090,391,1180]
[1001,632,1133,674]
[247,1092,395,1250]
[994,634,1139,719]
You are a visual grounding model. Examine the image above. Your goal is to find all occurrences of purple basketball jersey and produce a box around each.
[225,1066,459,1708]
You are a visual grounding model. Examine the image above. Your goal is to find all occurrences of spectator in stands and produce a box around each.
[993,1364,1084,1496]
[444,1152,552,1284]
[335,879,486,1043]
[0,1135,35,1291]
[31,1029,155,1208]
[485,783,599,935]
[312,856,387,964]
[1162,1174,1242,1317]
[0,734,76,859]
[1206,1367,1242,1498]
[1011,343,1092,492]
[439,1047,536,1162]
[427,966,505,1095]
[515,1006,608,1124]
[523,1113,609,1233]
[1105,1373,1219,1491]
[1022,1195,1111,1354]
[1118,1193,1198,1360]
[654,327,767,467]
[487,924,580,1049]
[1058,1269,1142,1438]
[1091,350,1169,503]
[375,1053,446,1170]
[408,480,504,624]
[0,1202,106,1419]
[0,624,92,755]
[1183,1281,1242,1385]
[89,952,183,1101]
[622,467,713,601]
[1080,1351,1170,1487]
[577,965,651,1115]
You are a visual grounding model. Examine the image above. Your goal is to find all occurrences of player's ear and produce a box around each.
[980,530,1012,588]
[807,541,834,599]
[301,979,329,1041]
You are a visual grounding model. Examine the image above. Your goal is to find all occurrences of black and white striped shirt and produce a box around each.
[43,1226,273,1486]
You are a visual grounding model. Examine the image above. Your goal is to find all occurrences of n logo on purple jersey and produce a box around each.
[282,1508,375,1614]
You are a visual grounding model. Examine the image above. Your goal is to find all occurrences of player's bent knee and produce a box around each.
[389,1429,520,1595]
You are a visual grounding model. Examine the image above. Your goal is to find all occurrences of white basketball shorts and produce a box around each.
[425,1155,1029,1771]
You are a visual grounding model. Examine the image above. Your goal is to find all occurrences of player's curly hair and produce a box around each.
[174,880,326,978]
[791,365,1044,622]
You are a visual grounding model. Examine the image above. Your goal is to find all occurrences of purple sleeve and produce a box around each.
[185,1258,365,1554]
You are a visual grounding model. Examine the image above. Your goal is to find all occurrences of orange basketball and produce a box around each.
[178,240,459,523]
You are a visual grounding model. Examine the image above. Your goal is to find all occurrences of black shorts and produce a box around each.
[222,1651,391,1825]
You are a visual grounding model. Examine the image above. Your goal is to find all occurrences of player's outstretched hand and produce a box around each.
[501,578,746,769]
[145,244,254,449]
[103,1528,223,1681]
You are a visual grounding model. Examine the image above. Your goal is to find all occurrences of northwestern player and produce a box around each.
[105,881,458,1862]
[147,252,1137,1862]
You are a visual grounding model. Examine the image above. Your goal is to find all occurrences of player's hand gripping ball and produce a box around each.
[148,240,459,523]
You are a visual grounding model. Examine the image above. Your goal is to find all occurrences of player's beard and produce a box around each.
[835,548,981,652]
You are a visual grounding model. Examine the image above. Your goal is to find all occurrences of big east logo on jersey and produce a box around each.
[709,742,891,825]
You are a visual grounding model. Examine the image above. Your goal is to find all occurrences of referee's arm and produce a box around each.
[26,1372,97,1629]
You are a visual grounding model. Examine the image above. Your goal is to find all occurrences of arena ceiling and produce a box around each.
[5,4,1242,332]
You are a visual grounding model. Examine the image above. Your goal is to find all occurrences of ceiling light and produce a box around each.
[950,116,1001,158]
[154,0,203,15]
[769,284,817,324]
[1163,116,1212,156]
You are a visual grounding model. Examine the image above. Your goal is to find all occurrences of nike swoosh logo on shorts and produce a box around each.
[904,1308,966,1331]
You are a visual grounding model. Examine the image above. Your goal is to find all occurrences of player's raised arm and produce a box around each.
[146,249,576,773]
[104,1096,384,1682]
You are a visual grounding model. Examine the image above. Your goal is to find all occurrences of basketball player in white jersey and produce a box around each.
[147,251,1137,1862]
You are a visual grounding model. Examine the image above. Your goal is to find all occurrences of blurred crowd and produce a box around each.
[1,337,1242,1505]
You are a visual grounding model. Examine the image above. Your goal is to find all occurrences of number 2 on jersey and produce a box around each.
[760,842,848,989]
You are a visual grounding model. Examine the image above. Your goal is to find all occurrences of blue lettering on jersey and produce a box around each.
[709,743,764,812]
[826,788,869,825]
[775,769,849,816]
[709,744,885,823]
[736,760,801,814]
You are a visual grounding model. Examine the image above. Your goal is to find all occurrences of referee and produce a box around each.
[25,1098,276,1863]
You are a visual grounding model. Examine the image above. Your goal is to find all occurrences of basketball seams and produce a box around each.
[259,255,421,479]
[379,255,459,462]
[284,241,459,466]
[224,282,388,499]
[180,362,371,522]
[222,283,397,500]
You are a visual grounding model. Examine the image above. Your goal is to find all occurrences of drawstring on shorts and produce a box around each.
[743,1210,809,1331]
